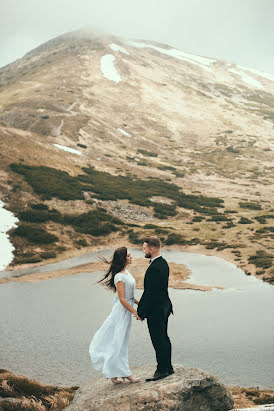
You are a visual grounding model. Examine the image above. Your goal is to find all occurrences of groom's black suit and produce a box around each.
[137,256,173,374]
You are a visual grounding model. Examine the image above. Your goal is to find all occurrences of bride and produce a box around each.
[89,247,142,384]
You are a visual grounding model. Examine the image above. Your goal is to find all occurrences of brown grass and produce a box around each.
[0,369,78,410]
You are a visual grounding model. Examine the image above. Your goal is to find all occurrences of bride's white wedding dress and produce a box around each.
[89,270,136,378]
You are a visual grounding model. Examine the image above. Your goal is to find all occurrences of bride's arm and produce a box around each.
[134,298,139,305]
[116,282,142,320]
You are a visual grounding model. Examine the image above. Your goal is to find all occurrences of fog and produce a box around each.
[1,0,274,74]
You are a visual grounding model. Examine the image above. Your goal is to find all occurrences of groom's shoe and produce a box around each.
[145,370,168,382]
[167,367,175,376]
[153,371,169,381]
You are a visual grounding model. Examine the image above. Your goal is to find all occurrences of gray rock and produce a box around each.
[65,365,234,411]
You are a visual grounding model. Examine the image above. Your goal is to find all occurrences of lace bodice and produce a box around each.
[114,271,135,300]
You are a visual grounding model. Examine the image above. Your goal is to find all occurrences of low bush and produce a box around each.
[14,255,43,264]
[40,251,57,259]
[13,224,58,244]
[254,216,267,224]
[10,163,89,200]
[238,217,253,224]
[208,215,231,222]
[19,208,63,224]
[157,165,176,171]
[248,251,273,269]
[137,149,158,157]
[172,170,185,178]
[30,203,49,210]
[143,224,159,229]
[75,239,88,247]
[62,208,123,237]
[192,216,203,222]
[11,163,225,218]
[226,146,240,154]
[153,203,177,219]
[205,240,230,250]
[128,230,141,244]
[165,233,188,245]
[239,201,262,210]
[223,222,236,229]
[256,226,274,234]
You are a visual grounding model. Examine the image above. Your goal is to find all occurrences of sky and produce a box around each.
[1,0,274,74]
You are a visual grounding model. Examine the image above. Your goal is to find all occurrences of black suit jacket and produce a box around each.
[137,256,173,320]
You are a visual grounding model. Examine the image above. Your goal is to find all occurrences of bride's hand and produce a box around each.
[133,312,143,321]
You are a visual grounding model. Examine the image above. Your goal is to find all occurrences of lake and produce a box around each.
[0,249,273,388]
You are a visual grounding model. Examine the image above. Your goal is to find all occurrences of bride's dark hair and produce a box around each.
[98,247,128,292]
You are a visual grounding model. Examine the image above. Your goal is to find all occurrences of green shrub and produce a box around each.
[226,146,240,154]
[30,203,49,210]
[205,240,229,250]
[137,161,149,166]
[248,251,273,269]
[75,239,88,247]
[143,224,159,229]
[172,170,185,178]
[223,222,236,229]
[192,216,203,222]
[63,208,123,237]
[14,255,43,264]
[238,217,253,224]
[128,230,141,244]
[40,251,57,259]
[157,165,176,171]
[77,143,87,149]
[254,216,267,224]
[239,202,262,210]
[256,226,274,234]
[10,163,88,200]
[19,208,63,224]
[137,149,158,157]
[165,233,188,245]
[11,163,225,217]
[153,203,177,219]
[209,215,231,222]
[13,224,58,244]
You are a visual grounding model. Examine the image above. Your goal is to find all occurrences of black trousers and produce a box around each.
[147,311,172,373]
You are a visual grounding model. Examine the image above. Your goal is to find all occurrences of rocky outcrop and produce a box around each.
[65,365,234,411]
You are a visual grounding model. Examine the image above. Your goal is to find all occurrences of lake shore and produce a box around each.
[0,240,260,289]
[0,241,229,291]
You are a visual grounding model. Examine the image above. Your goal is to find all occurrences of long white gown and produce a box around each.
[89,270,136,378]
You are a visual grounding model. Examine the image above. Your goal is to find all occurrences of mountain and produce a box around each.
[0,30,273,283]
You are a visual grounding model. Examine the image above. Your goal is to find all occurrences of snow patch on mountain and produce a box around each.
[128,41,215,72]
[118,128,131,137]
[110,43,129,55]
[100,54,121,83]
[238,65,274,83]
[228,66,263,89]
[53,144,82,155]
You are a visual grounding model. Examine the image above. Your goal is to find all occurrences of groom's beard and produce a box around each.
[145,253,151,259]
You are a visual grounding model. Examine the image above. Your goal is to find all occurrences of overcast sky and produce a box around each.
[1,0,274,74]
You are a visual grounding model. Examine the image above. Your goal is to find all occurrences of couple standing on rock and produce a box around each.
[89,236,174,384]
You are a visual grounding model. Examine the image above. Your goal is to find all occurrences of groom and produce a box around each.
[137,236,174,381]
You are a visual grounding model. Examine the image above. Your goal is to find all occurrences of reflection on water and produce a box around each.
[0,249,273,388]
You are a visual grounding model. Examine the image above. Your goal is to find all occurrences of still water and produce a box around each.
[0,249,273,388]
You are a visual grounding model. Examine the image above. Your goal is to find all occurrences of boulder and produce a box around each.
[65,365,234,410]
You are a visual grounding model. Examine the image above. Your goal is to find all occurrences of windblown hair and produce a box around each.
[143,236,161,249]
[98,247,128,292]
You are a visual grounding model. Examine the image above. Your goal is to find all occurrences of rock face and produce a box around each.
[65,365,234,411]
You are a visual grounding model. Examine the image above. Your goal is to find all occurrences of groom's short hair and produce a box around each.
[143,236,161,249]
